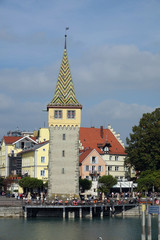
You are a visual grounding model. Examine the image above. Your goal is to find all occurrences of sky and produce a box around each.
[0,0,160,143]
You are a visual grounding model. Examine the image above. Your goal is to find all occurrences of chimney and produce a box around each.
[100,126,103,138]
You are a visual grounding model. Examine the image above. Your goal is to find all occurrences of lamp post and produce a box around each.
[152,185,154,206]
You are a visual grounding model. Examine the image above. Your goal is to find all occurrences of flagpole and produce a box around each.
[65,27,69,49]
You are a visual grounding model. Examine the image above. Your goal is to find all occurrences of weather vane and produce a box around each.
[65,27,69,37]
[65,27,69,49]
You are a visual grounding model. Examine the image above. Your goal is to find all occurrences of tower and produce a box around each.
[47,34,82,198]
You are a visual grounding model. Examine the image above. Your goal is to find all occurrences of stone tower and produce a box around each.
[47,34,82,198]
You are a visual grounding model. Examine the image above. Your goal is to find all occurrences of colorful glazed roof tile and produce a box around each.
[79,127,126,155]
[48,36,82,108]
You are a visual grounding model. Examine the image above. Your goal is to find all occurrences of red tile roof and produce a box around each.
[79,148,93,164]
[3,136,36,144]
[79,127,126,155]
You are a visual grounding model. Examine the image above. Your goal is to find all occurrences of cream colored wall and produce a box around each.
[102,154,126,180]
[8,145,22,156]
[0,141,22,177]
[80,150,106,180]
[21,143,49,183]
[48,108,81,127]
[0,139,37,177]
[21,151,35,178]
[0,142,6,177]
[38,128,49,143]
[36,143,49,182]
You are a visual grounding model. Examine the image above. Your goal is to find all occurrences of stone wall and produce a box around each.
[48,126,79,197]
[0,206,24,217]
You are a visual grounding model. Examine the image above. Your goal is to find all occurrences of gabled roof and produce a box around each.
[79,148,93,164]
[79,148,106,164]
[3,136,37,145]
[18,141,49,155]
[79,127,126,155]
[13,136,37,144]
[47,35,82,109]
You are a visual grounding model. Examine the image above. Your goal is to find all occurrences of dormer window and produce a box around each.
[103,146,109,152]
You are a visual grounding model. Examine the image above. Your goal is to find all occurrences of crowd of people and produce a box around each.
[1,190,159,206]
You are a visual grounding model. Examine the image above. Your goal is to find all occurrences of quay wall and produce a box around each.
[0,206,24,217]
[0,204,144,218]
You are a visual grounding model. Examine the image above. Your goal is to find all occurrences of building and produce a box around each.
[18,141,49,182]
[79,148,106,196]
[79,125,127,180]
[0,135,37,177]
[47,34,82,198]
[37,128,49,143]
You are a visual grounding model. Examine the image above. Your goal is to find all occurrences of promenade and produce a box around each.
[0,196,141,218]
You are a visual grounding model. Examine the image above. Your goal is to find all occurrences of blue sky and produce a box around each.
[0,0,160,143]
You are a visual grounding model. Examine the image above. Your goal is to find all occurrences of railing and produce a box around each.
[22,197,139,207]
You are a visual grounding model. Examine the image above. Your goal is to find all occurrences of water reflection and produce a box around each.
[0,216,158,240]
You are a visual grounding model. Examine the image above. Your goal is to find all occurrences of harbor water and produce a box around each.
[0,216,159,240]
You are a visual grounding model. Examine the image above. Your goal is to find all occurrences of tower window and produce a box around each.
[63,134,66,140]
[67,110,75,119]
[54,110,62,119]
[62,168,65,174]
[62,150,65,157]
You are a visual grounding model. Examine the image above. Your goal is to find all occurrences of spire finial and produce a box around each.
[65,27,69,49]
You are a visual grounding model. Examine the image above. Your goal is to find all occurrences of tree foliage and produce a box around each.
[19,177,43,190]
[125,108,160,172]
[2,177,14,192]
[137,170,160,192]
[79,178,92,192]
[98,175,117,194]
[0,177,4,191]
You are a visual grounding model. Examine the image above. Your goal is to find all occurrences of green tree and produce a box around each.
[98,175,117,194]
[125,108,160,172]
[19,177,43,192]
[0,177,4,191]
[2,177,14,192]
[79,178,92,192]
[137,170,160,192]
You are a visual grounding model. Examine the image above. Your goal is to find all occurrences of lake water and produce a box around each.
[0,216,159,240]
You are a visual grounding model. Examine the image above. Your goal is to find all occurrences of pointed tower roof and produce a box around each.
[47,35,82,109]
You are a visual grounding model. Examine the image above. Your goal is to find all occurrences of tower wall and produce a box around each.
[48,125,79,198]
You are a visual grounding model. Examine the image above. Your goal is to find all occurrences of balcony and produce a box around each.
[89,170,100,177]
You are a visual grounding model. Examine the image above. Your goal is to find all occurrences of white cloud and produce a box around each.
[73,45,160,94]
[0,66,58,99]
[81,99,155,143]
[0,44,159,142]
[0,94,14,110]
[0,98,48,138]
